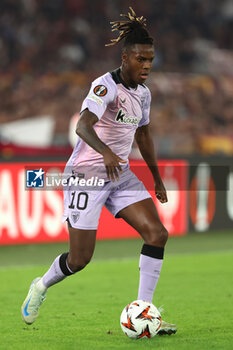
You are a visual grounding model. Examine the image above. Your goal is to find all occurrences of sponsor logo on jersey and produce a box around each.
[115,109,140,126]
[87,93,104,105]
[93,85,108,96]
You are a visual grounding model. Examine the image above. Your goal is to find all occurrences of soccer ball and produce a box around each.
[120,300,162,339]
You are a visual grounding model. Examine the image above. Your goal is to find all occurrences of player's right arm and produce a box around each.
[76,109,126,182]
[76,74,126,181]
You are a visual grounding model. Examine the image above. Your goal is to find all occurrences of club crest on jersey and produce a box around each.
[115,109,140,126]
[71,212,80,223]
[93,85,107,96]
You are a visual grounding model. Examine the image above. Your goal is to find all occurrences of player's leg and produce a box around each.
[105,170,176,334]
[117,198,177,334]
[21,177,110,325]
[118,197,167,246]
[105,170,167,303]
[67,224,97,272]
[117,198,168,303]
[21,225,97,325]
[40,225,97,288]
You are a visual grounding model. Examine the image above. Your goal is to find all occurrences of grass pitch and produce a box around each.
[0,231,233,350]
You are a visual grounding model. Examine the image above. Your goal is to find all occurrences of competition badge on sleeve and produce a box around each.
[93,85,108,96]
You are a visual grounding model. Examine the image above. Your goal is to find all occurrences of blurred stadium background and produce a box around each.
[0,0,232,244]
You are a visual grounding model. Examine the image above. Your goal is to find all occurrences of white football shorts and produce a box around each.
[62,169,151,230]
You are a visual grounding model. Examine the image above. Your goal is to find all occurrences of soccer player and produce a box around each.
[21,8,177,335]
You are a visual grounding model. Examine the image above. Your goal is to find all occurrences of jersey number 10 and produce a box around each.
[68,191,89,210]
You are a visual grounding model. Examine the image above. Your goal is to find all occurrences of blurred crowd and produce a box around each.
[0,0,233,155]
[1,71,233,155]
[148,73,233,155]
[1,0,233,73]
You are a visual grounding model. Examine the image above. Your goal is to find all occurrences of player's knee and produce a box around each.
[158,225,169,246]
[68,254,92,273]
[144,223,168,247]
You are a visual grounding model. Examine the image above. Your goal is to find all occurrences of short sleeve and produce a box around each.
[80,73,117,120]
[138,88,151,127]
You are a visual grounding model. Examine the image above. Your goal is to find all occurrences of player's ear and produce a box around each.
[122,52,128,63]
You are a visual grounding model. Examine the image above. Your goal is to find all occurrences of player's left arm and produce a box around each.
[135,124,168,203]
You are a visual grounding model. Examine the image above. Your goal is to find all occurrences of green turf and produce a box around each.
[0,230,233,267]
[0,231,233,350]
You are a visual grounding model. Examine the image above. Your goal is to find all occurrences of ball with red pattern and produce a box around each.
[120,300,162,339]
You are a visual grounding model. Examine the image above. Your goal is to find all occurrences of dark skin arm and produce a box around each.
[135,124,168,203]
[76,109,127,181]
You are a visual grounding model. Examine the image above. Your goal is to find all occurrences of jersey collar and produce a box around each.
[110,67,146,90]
[110,68,130,90]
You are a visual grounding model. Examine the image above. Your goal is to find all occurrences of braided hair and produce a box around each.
[105,7,153,48]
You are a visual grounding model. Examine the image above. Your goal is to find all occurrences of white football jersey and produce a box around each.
[66,68,151,179]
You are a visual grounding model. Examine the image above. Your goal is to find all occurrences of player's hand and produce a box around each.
[154,177,168,203]
[103,148,127,182]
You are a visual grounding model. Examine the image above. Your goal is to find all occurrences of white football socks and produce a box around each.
[41,255,67,288]
[137,254,163,303]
